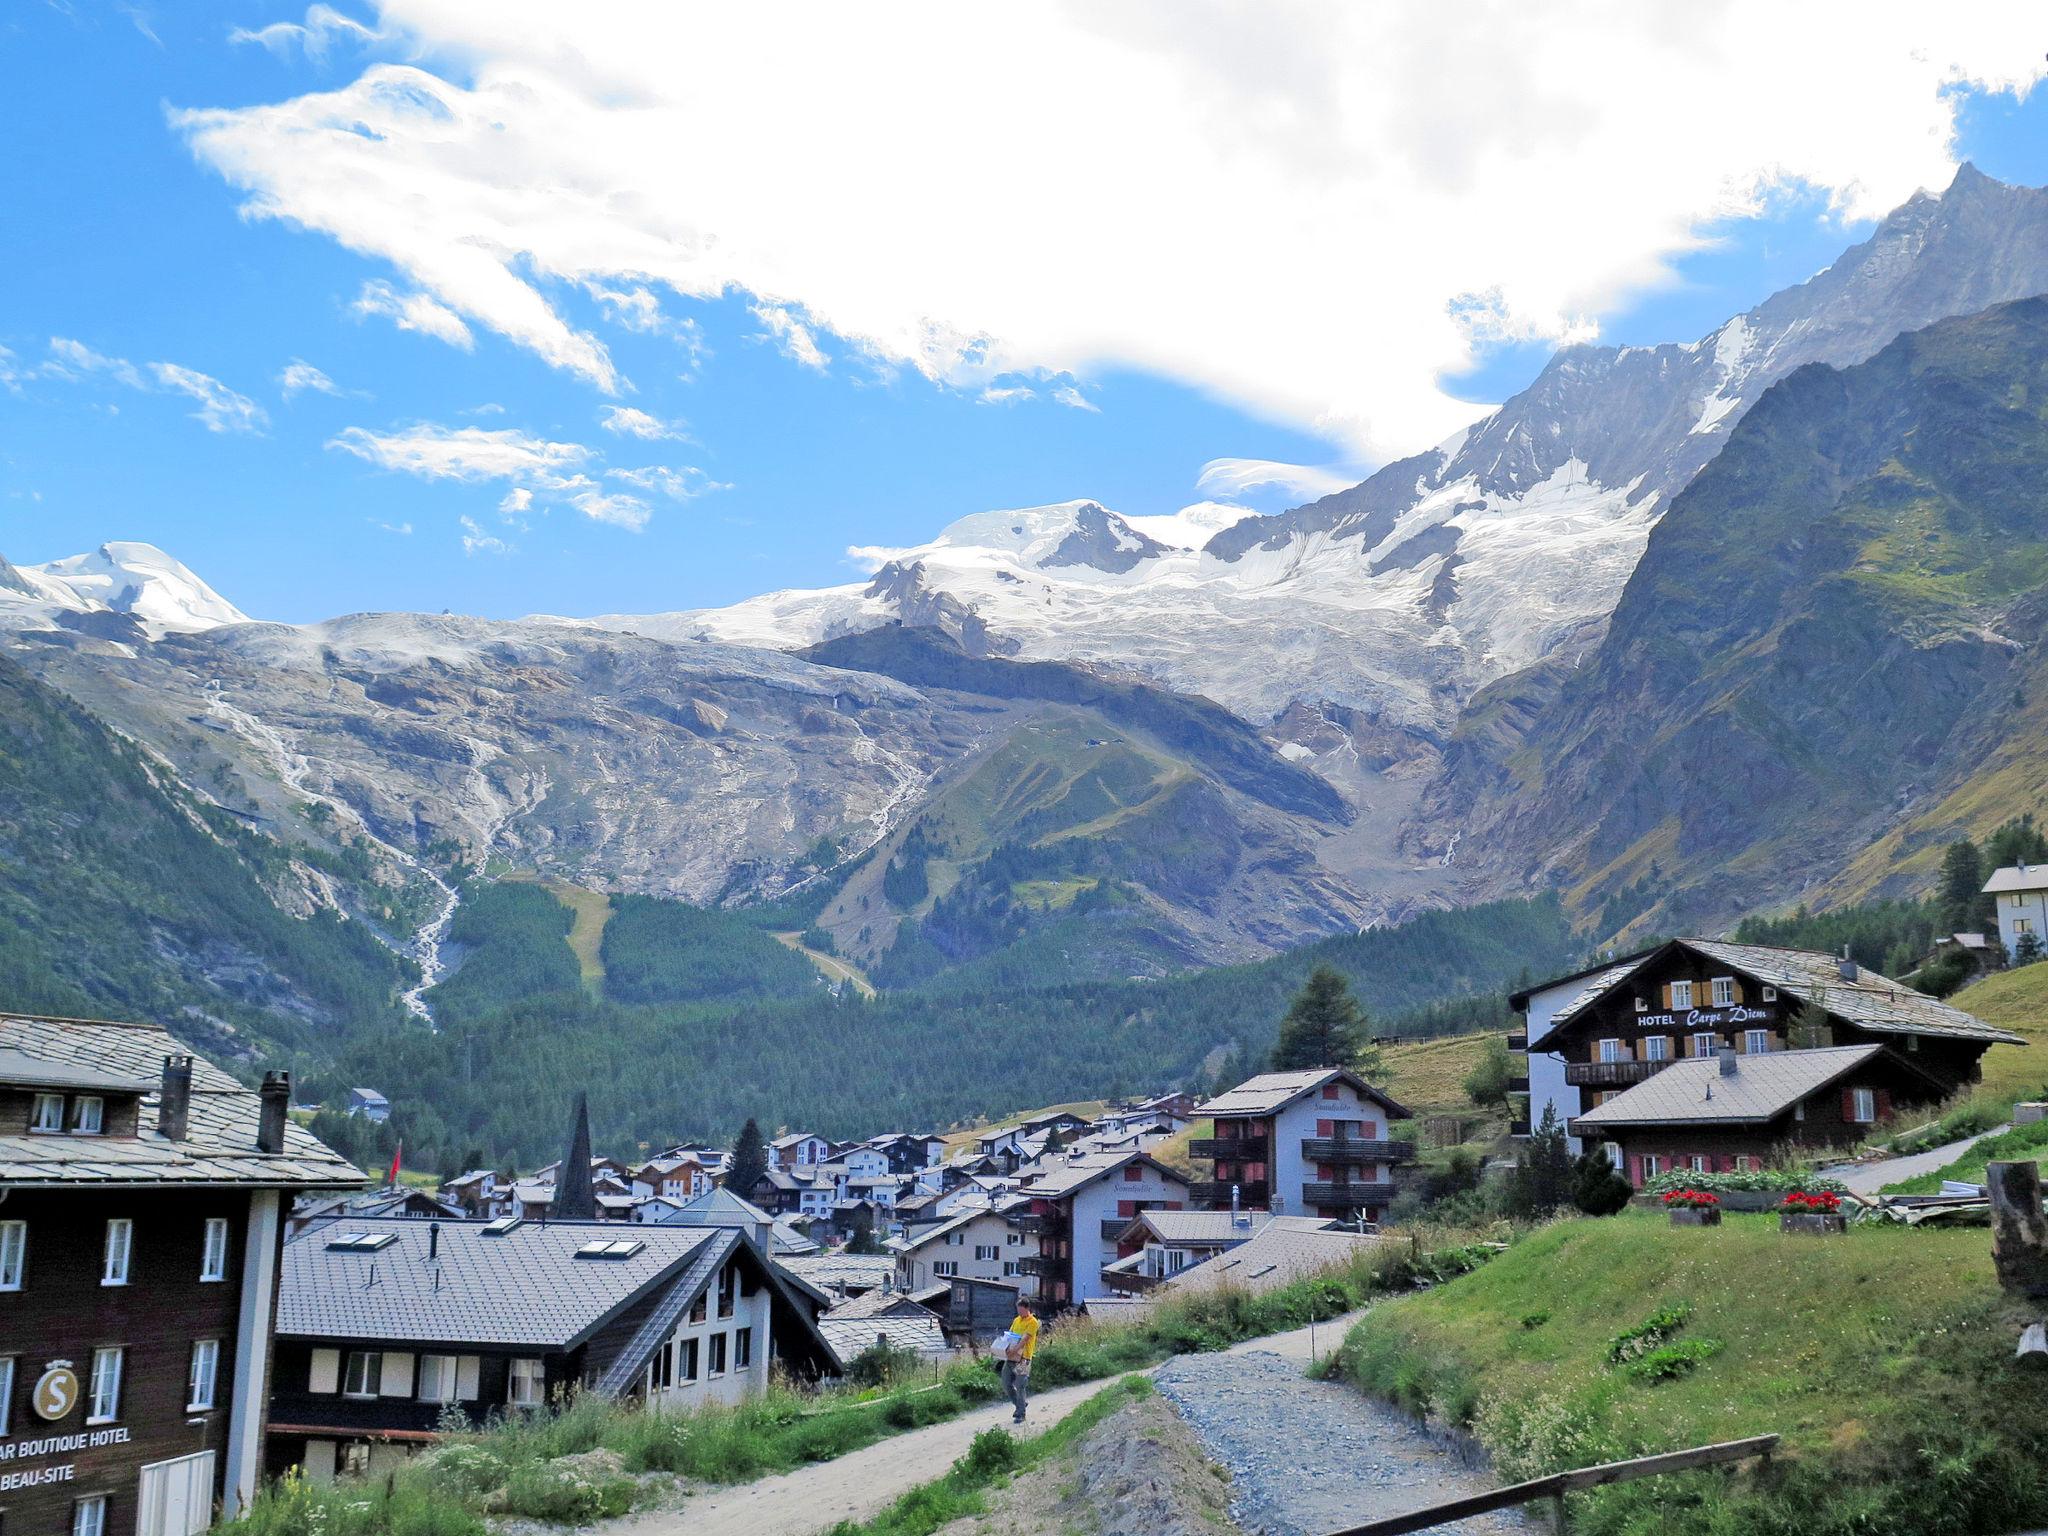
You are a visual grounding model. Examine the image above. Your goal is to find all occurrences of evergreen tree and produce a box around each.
[844,1206,886,1254]
[1269,966,1380,1075]
[2018,931,2044,966]
[1510,1104,1573,1216]
[725,1116,769,1196]
[1041,1124,1066,1155]
[1936,838,1985,936]
[1462,1037,1516,1109]
[1570,1149,1633,1216]
[1790,992,1833,1049]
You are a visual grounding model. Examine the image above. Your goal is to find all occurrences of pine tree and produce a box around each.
[1935,838,1984,935]
[1511,1104,1573,1216]
[1269,966,1381,1075]
[1570,1149,1633,1216]
[1041,1124,1066,1155]
[2018,931,2044,966]
[725,1116,769,1197]
[1790,993,1832,1049]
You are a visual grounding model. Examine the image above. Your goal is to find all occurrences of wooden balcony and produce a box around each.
[1100,1218,1135,1242]
[1017,1253,1066,1278]
[1188,1136,1270,1161]
[1300,1137,1414,1164]
[1189,1179,1269,1209]
[1564,1058,1671,1088]
[1301,1181,1398,1209]
[1007,1211,1065,1235]
[1506,1030,1528,1052]
[1509,1115,1531,1137]
[1102,1268,1165,1294]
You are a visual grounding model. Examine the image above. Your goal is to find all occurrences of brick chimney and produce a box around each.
[257,1070,291,1154]
[1718,1045,1738,1077]
[158,1054,193,1141]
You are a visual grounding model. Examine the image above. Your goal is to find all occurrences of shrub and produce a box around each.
[1571,1151,1634,1216]
[1608,1304,1691,1365]
[1643,1167,1847,1197]
[1621,1338,1723,1384]
[1520,1311,1551,1330]
[499,1458,637,1522]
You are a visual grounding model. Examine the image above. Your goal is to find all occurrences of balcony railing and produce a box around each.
[1188,1136,1270,1161]
[1100,1218,1135,1242]
[1509,1116,1531,1137]
[1564,1059,1672,1088]
[1300,1138,1415,1164]
[1301,1181,1398,1209]
[1507,1073,1530,1093]
[1006,1212,1064,1235]
[1017,1253,1065,1278]
[1506,1030,1528,1052]
[1189,1180,1269,1209]
[1102,1268,1166,1294]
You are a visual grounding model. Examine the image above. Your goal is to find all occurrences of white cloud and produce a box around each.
[41,339,266,433]
[45,337,145,390]
[329,421,659,530]
[352,280,476,351]
[978,384,1035,406]
[374,518,413,534]
[172,6,2046,458]
[1050,384,1098,414]
[229,4,378,60]
[1196,457,1353,502]
[278,359,350,398]
[749,303,830,371]
[459,514,512,555]
[608,464,726,501]
[600,405,686,441]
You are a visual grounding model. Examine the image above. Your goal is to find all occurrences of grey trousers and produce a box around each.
[1000,1358,1031,1418]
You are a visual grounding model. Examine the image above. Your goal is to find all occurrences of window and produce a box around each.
[1734,1155,1760,1173]
[0,1220,23,1290]
[689,1293,707,1325]
[343,1351,383,1398]
[1643,1036,1670,1062]
[1669,980,1693,1010]
[72,1096,104,1134]
[1850,1088,1877,1124]
[933,1260,958,1277]
[974,1244,998,1261]
[1711,977,1735,1007]
[1794,1101,1806,1122]
[647,1342,673,1392]
[417,1355,459,1404]
[717,1264,738,1319]
[708,1334,728,1377]
[1123,1164,1144,1181]
[341,1443,371,1477]
[1690,1155,1710,1172]
[101,1219,132,1286]
[188,1340,220,1411]
[0,1355,14,1435]
[1691,1032,1718,1058]
[678,1339,700,1382]
[1321,1083,1340,1099]
[735,1327,753,1370]
[1761,986,1777,1002]
[2020,917,2037,935]
[201,1217,231,1282]
[1002,1261,1019,1277]
[88,1346,123,1423]
[1744,1029,1771,1055]
[1641,1155,1663,1178]
[73,1496,108,1536]
[508,1358,545,1407]
[31,1093,64,1133]
[1597,1038,1624,1063]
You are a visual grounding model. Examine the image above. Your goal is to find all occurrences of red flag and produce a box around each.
[387,1141,403,1190]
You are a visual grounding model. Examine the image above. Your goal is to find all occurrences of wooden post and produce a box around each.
[1988,1161,2048,1298]
[1550,1490,1568,1533]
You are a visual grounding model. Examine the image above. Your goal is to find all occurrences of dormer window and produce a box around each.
[30,1093,64,1133]
[72,1096,104,1134]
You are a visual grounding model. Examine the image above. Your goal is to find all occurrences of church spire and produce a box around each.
[555,1091,597,1220]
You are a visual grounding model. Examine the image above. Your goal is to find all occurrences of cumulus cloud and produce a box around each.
[229,4,379,60]
[600,405,686,441]
[1196,457,1354,502]
[328,421,673,531]
[278,359,351,399]
[352,279,475,351]
[977,384,1035,406]
[167,6,2045,458]
[40,339,267,433]
[459,514,512,556]
[750,303,830,371]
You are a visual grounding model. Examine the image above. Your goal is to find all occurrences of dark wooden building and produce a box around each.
[1510,939,2025,1152]
[0,1014,362,1536]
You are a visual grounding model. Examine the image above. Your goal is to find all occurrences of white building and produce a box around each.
[1985,864,2048,962]
[1020,1150,1190,1307]
[890,1204,1037,1294]
[769,1132,831,1170]
[1193,1068,1413,1223]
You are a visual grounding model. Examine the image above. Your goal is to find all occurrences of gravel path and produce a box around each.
[1155,1347,1535,1536]
[1823,1124,2010,1193]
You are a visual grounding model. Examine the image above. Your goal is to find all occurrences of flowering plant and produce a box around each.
[1781,1189,1842,1213]
[1660,1188,1721,1210]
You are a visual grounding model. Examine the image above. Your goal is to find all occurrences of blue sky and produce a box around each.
[3,5,2044,624]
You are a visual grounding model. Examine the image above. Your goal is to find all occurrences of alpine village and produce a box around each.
[12,17,2048,1536]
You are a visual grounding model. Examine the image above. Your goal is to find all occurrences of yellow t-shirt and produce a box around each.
[1010,1313,1040,1360]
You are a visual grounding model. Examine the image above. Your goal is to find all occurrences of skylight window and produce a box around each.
[325,1231,397,1252]
[575,1238,645,1260]
[481,1217,524,1236]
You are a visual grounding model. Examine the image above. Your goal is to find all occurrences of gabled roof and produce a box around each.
[1118,1209,1309,1246]
[779,1252,895,1294]
[818,1313,947,1365]
[1023,1149,1189,1201]
[1507,946,1662,1012]
[1167,1224,1400,1297]
[1524,939,2025,1051]
[0,1015,362,1191]
[1984,864,2048,894]
[279,1217,718,1348]
[0,1046,154,1095]
[771,1131,823,1149]
[1572,1045,1945,1129]
[1195,1067,1410,1120]
[890,1201,1024,1253]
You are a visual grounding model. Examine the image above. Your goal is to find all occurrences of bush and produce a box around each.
[1621,1338,1722,1384]
[499,1457,637,1522]
[1570,1151,1633,1216]
[1641,1167,1847,1197]
[1607,1304,1691,1365]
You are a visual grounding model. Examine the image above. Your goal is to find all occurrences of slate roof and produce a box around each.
[0,1014,362,1190]
[1570,1045,1938,1129]
[0,1046,155,1094]
[780,1253,897,1293]
[1122,1211,1337,1245]
[1984,864,2048,894]
[818,1313,948,1365]
[278,1216,716,1346]
[1023,1149,1189,1201]
[1167,1224,1400,1297]
[1195,1068,1410,1120]
[823,1286,932,1322]
[1526,940,2026,1050]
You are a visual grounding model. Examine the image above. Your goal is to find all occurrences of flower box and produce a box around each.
[1669,1207,1721,1227]
[1780,1212,1847,1236]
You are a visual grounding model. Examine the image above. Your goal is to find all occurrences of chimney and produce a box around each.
[428,1221,441,1262]
[257,1070,290,1154]
[1838,945,1859,983]
[158,1054,193,1141]
[1717,1045,1738,1077]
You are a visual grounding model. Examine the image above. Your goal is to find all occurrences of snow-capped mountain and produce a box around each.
[610,165,2048,733]
[0,541,249,638]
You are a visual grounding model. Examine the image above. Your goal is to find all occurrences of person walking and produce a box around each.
[999,1297,1039,1424]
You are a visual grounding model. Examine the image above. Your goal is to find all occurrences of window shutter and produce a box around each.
[1730,978,1744,1004]
[309,1348,340,1394]
[380,1352,415,1397]
[1877,1090,1893,1121]
[1661,983,1672,1009]
[456,1356,481,1400]
[1842,1088,1857,1122]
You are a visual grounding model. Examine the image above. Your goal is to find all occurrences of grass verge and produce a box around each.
[1883,1116,2048,1193]
[1335,1209,2048,1536]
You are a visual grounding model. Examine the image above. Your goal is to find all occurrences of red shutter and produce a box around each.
[1317,1164,1334,1181]
[1316,1118,1333,1137]
[1842,1088,1857,1122]
[1877,1090,1893,1121]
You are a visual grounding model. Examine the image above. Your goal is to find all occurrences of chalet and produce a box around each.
[888,1204,1036,1294]
[344,1089,389,1123]
[1985,864,2048,962]
[266,1217,833,1481]
[1099,1208,1299,1292]
[637,1185,815,1257]
[1510,940,2025,1152]
[1192,1068,1415,1224]
[767,1132,830,1170]
[1573,1045,1952,1184]
[815,1289,949,1368]
[1022,1111,1092,1140]
[0,1016,362,1536]
[630,1154,713,1203]
[1016,1151,1189,1309]
[867,1133,946,1174]
[750,1166,805,1215]
[437,1169,503,1218]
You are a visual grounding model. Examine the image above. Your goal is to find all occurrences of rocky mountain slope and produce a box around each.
[1428,295,2048,935]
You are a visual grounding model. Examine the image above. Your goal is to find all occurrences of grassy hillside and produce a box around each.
[1379,1032,1494,1117]
[1341,1211,2047,1536]
[1944,961,2048,1112]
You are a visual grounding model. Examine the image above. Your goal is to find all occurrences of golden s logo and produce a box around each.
[33,1363,80,1421]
